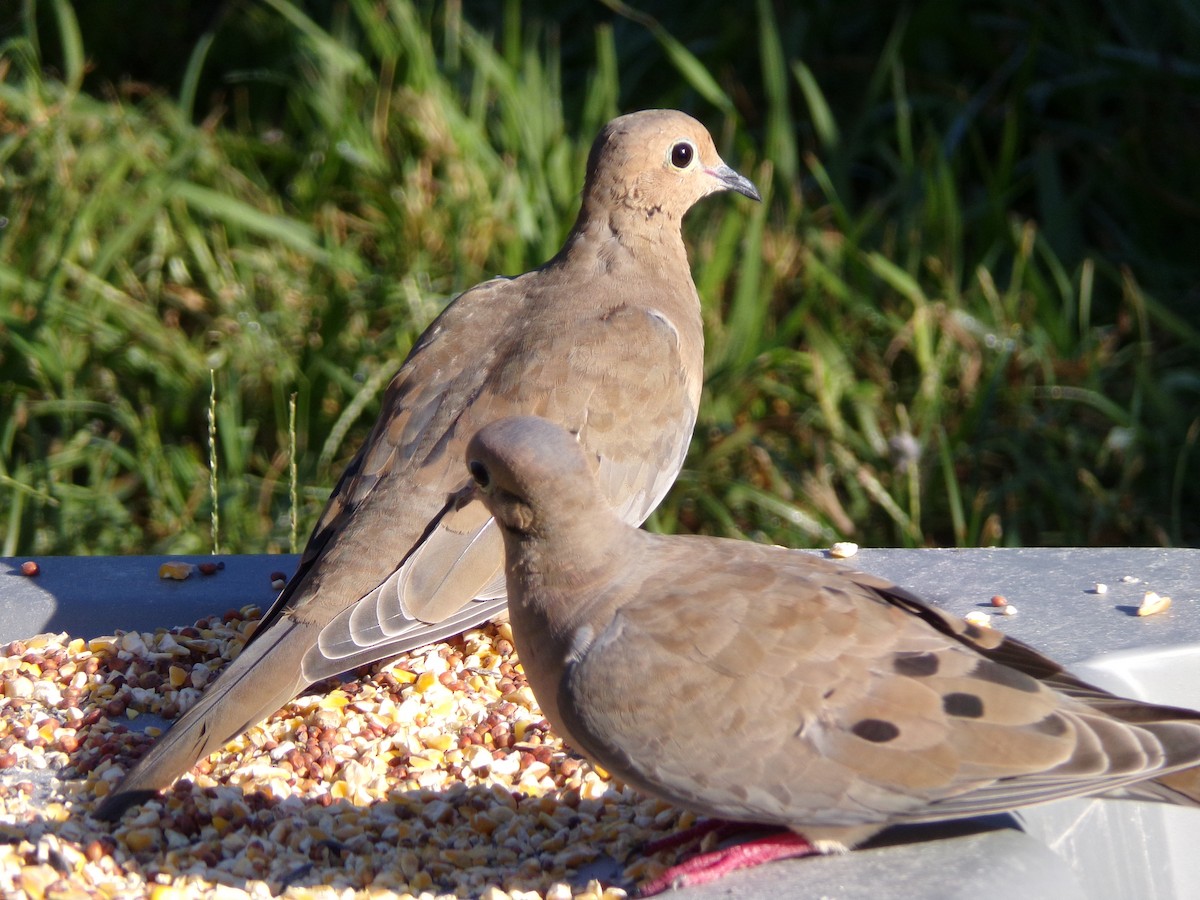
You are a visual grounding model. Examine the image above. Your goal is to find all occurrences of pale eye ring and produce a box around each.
[670,141,695,169]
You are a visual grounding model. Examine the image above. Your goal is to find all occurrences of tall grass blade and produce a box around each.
[598,0,735,116]
[792,60,839,152]
[209,370,220,555]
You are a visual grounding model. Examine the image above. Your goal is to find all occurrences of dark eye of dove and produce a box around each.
[670,141,695,169]
[468,459,491,490]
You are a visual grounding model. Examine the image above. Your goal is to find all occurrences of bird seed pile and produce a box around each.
[0,606,697,899]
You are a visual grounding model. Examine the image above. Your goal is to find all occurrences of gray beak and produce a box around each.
[710,164,762,202]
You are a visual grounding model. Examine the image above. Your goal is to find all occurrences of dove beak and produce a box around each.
[451,481,481,510]
[709,164,761,202]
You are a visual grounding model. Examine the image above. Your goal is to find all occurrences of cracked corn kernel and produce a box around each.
[414,671,439,693]
[157,562,195,581]
[122,829,160,852]
[407,750,444,770]
[1137,591,1172,617]
[423,732,455,752]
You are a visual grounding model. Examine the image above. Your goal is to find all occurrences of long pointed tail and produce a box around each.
[1146,765,1200,806]
[94,616,317,820]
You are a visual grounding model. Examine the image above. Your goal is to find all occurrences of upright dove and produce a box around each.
[465,415,1200,893]
[95,111,760,820]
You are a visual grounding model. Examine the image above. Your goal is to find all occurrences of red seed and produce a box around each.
[990,595,1008,607]
[20,560,39,576]
[198,562,220,576]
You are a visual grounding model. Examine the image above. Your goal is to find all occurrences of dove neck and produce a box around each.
[500,515,632,621]
[554,198,692,275]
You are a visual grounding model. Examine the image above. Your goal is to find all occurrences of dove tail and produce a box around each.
[93,618,312,821]
[1096,706,1200,808]
[1146,765,1200,806]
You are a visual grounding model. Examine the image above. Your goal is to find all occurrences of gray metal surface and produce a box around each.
[0,553,299,641]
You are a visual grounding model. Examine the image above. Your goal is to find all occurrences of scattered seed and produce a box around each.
[964,610,991,628]
[1092,583,1109,595]
[1137,591,1172,617]
[20,560,40,576]
[157,562,195,581]
[1120,575,1140,584]
[829,541,859,559]
[990,595,1007,608]
[270,571,288,590]
[0,612,679,897]
[197,562,220,576]
[1000,605,1018,617]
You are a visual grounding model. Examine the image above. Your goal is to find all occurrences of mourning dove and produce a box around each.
[465,415,1200,893]
[96,110,759,820]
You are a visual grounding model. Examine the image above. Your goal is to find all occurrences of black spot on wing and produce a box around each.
[852,719,901,743]
[972,658,1041,694]
[893,651,940,677]
[943,692,985,718]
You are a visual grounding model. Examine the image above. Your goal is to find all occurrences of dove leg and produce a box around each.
[639,818,740,855]
[637,830,818,896]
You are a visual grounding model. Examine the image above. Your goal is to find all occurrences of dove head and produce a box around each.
[467,416,608,542]
[580,109,760,224]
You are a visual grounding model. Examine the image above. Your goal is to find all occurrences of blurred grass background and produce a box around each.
[2,0,1198,557]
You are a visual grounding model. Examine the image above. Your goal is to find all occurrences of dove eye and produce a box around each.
[468,460,491,489]
[669,141,695,169]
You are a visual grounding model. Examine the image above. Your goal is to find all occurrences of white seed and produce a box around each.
[964,610,991,628]
[1093,582,1108,594]
[829,541,859,559]
[119,631,148,655]
[467,745,495,771]
[4,675,34,699]
[489,754,521,777]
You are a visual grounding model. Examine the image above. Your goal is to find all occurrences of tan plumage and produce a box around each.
[465,416,1200,882]
[95,110,759,820]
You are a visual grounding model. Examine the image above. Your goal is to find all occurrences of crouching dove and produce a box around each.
[464,415,1200,894]
[95,110,760,820]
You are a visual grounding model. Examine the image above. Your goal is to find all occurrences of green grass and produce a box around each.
[2,0,1198,557]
